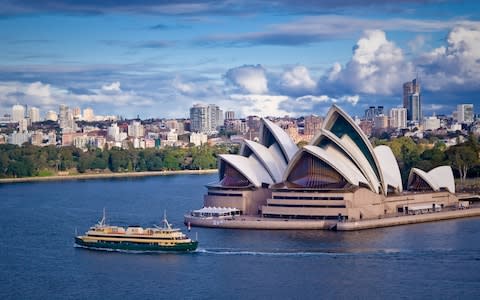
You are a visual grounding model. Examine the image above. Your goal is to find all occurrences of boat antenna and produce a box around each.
[163,209,172,229]
[98,207,106,226]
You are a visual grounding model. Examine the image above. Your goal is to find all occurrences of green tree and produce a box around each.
[447,146,478,184]
[109,148,130,172]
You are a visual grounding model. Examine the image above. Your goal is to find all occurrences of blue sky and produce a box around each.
[0,0,479,119]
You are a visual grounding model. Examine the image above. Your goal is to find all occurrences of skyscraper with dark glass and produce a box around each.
[403,78,421,122]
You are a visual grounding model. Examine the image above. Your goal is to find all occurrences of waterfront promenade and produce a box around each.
[186,206,480,231]
[0,169,217,183]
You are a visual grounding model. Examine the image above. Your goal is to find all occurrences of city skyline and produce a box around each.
[1,1,479,118]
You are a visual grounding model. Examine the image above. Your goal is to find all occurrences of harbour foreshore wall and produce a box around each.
[335,207,480,231]
[184,215,336,230]
[185,208,480,231]
[0,169,218,184]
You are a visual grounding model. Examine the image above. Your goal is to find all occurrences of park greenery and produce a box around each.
[0,143,239,178]
[0,135,479,190]
[377,133,480,187]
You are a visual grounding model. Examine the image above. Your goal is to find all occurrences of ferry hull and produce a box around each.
[75,237,198,252]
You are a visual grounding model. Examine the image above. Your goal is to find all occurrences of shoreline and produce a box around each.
[0,169,218,184]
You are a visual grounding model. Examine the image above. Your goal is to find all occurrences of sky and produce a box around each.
[0,0,479,119]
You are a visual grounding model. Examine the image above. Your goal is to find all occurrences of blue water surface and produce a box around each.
[1,174,479,299]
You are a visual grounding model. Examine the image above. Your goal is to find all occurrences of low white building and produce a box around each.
[190,132,208,146]
[423,116,441,131]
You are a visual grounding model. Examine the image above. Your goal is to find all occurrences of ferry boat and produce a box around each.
[75,210,198,252]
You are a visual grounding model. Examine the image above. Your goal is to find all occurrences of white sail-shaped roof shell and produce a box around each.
[408,168,440,191]
[283,145,369,187]
[374,145,403,193]
[261,118,298,162]
[240,139,285,183]
[310,129,377,192]
[219,154,273,188]
[427,166,455,193]
[322,105,386,195]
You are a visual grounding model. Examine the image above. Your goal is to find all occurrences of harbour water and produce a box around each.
[1,174,480,299]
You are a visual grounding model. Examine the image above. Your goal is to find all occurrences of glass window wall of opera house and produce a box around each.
[190,105,460,223]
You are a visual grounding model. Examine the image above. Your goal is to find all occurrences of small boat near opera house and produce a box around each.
[185,105,480,230]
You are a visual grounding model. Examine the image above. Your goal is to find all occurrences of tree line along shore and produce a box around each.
[0,143,236,180]
[0,134,479,192]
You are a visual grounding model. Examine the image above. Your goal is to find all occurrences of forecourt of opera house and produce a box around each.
[185,105,480,230]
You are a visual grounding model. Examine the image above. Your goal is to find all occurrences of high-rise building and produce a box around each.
[403,79,420,109]
[374,115,389,131]
[28,107,40,123]
[408,93,422,122]
[225,111,235,120]
[107,123,123,142]
[190,104,209,133]
[83,107,94,122]
[364,106,384,121]
[12,104,25,122]
[59,104,68,123]
[59,104,75,130]
[128,120,144,138]
[389,107,407,129]
[18,119,28,133]
[304,115,323,136]
[403,78,421,122]
[456,104,474,124]
[45,110,58,122]
[73,107,81,119]
[209,104,223,131]
[190,104,223,133]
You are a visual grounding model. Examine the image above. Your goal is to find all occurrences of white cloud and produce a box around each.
[279,65,316,92]
[279,94,360,116]
[203,15,457,46]
[228,94,289,117]
[225,65,268,94]
[420,23,480,92]
[408,35,427,53]
[327,30,413,95]
[173,77,195,94]
[101,81,121,92]
[0,81,154,117]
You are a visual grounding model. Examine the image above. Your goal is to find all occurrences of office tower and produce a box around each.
[403,78,421,122]
[456,104,474,124]
[364,106,384,121]
[83,107,94,121]
[225,111,235,120]
[389,107,407,129]
[304,115,323,136]
[408,93,422,122]
[28,107,40,123]
[403,79,420,109]
[12,104,25,122]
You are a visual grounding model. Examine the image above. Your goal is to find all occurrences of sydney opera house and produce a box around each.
[186,105,464,229]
